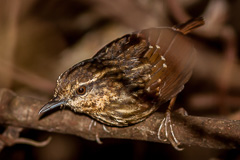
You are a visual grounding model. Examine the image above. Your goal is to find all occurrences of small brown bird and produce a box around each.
[39,17,204,150]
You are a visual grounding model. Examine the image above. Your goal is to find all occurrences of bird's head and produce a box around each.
[39,59,121,116]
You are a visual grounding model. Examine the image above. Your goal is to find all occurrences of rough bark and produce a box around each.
[0,88,239,149]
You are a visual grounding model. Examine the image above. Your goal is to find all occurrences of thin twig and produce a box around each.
[12,137,52,147]
[0,129,51,149]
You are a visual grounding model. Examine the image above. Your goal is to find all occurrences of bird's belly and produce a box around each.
[91,102,158,127]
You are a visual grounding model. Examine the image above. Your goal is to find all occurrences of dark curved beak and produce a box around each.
[38,100,66,115]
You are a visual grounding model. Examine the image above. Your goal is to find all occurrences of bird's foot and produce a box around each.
[88,120,111,144]
[157,111,184,151]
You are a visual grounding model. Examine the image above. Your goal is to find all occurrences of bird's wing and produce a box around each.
[93,17,203,104]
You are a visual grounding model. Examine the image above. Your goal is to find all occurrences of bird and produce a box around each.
[39,17,204,150]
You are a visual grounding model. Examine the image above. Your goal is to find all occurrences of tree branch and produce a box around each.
[0,88,239,149]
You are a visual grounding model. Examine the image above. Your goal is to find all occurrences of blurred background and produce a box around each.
[0,0,240,159]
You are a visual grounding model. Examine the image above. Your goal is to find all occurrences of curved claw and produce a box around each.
[95,133,103,144]
[102,125,110,133]
[157,117,167,141]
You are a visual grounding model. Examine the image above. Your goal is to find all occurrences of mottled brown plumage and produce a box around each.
[39,17,204,149]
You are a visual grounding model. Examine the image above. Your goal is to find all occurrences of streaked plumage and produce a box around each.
[39,17,204,145]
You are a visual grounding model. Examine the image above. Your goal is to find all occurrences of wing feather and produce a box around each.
[92,18,203,105]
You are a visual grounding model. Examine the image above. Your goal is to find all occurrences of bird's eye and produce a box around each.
[76,86,86,95]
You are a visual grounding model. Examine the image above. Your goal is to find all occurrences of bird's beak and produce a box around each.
[38,100,66,115]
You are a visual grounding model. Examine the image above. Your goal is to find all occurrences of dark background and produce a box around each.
[0,0,240,159]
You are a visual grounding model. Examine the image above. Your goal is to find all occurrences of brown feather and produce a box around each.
[40,17,204,127]
[93,17,204,106]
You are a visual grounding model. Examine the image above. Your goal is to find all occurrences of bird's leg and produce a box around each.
[157,97,183,151]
